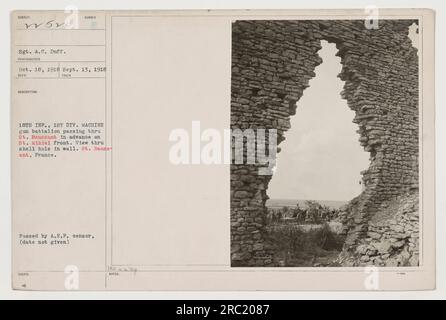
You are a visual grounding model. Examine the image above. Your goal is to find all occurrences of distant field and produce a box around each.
[266,199,348,210]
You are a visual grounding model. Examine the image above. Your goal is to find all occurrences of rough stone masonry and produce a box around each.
[230,20,419,267]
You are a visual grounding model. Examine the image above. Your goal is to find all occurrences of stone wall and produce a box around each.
[230,20,419,267]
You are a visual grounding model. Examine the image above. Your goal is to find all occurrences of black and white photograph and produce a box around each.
[230,19,420,268]
[2,2,441,299]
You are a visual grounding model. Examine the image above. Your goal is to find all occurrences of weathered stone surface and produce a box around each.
[367,232,382,240]
[374,241,392,254]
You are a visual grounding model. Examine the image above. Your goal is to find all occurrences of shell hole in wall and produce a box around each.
[266,40,370,208]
